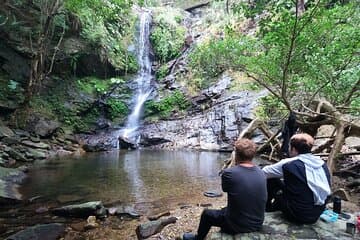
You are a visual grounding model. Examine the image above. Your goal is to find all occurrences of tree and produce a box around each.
[241,0,360,172]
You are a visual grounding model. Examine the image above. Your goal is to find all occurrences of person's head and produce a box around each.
[289,133,314,157]
[234,138,257,164]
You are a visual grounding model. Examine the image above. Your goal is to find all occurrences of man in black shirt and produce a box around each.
[263,133,331,224]
[183,139,267,240]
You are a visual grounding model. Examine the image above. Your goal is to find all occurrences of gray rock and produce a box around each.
[209,212,355,240]
[21,140,50,149]
[7,148,28,162]
[136,217,177,239]
[33,119,60,137]
[25,148,47,160]
[0,126,14,138]
[5,223,65,240]
[52,201,107,218]
[110,205,140,218]
[0,166,27,203]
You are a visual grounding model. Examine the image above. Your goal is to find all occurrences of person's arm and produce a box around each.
[221,170,232,193]
[262,158,294,178]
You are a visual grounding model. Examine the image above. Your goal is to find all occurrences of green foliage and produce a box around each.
[232,0,270,18]
[155,65,169,80]
[255,95,287,120]
[64,0,138,73]
[106,98,128,120]
[150,9,186,63]
[247,0,360,109]
[189,36,255,81]
[145,90,190,118]
[76,77,111,95]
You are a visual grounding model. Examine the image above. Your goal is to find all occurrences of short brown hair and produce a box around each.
[290,133,314,154]
[234,138,257,163]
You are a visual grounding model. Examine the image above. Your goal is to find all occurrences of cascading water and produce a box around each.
[120,10,153,146]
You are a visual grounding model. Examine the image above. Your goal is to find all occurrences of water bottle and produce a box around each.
[333,195,341,214]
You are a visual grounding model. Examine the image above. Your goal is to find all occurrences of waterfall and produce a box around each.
[120,10,153,146]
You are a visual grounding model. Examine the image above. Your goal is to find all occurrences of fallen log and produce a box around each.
[184,1,210,12]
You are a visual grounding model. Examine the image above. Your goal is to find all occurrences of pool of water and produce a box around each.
[20,150,231,213]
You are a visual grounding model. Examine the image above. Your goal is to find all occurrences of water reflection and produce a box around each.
[20,150,230,208]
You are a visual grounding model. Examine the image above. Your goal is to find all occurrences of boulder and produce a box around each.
[136,217,177,239]
[33,119,60,137]
[208,211,355,240]
[119,136,138,150]
[52,201,107,218]
[6,148,28,162]
[5,223,65,240]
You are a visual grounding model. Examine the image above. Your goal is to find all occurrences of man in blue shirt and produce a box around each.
[183,139,267,240]
[262,133,331,223]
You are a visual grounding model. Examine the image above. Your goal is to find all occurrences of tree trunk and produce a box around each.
[327,122,346,174]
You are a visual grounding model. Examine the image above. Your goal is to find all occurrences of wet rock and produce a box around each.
[25,148,47,160]
[136,217,177,239]
[70,222,86,232]
[5,223,65,240]
[140,85,267,151]
[6,148,27,162]
[119,136,138,149]
[109,205,141,219]
[0,166,27,201]
[0,126,14,138]
[52,201,107,218]
[2,136,20,145]
[13,129,30,138]
[80,131,117,152]
[21,140,50,149]
[203,190,223,198]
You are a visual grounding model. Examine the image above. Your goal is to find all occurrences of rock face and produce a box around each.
[208,211,355,240]
[52,201,107,218]
[5,223,65,240]
[140,89,267,151]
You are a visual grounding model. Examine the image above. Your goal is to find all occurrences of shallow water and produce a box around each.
[20,149,232,213]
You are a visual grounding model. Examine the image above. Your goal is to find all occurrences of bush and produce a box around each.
[106,98,128,120]
[145,90,189,118]
[189,36,253,80]
[150,12,186,63]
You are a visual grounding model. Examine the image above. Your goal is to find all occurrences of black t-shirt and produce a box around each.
[221,165,267,233]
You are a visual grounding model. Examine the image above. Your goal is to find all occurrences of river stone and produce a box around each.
[5,223,65,240]
[21,140,50,149]
[136,217,177,239]
[204,190,223,198]
[112,205,141,218]
[52,201,107,218]
[0,126,14,138]
[6,148,27,162]
[208,211,355,240]
[25,148,47,159]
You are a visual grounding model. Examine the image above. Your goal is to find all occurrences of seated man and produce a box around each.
[183,139,267,240]
[263,133,331,224]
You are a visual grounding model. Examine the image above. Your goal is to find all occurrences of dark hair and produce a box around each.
[234,138,257,163]
[290,137,312,154]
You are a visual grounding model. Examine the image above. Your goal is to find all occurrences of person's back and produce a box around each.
[222,165,267,232]
[183,138,267,240]
[282,157,331,223]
